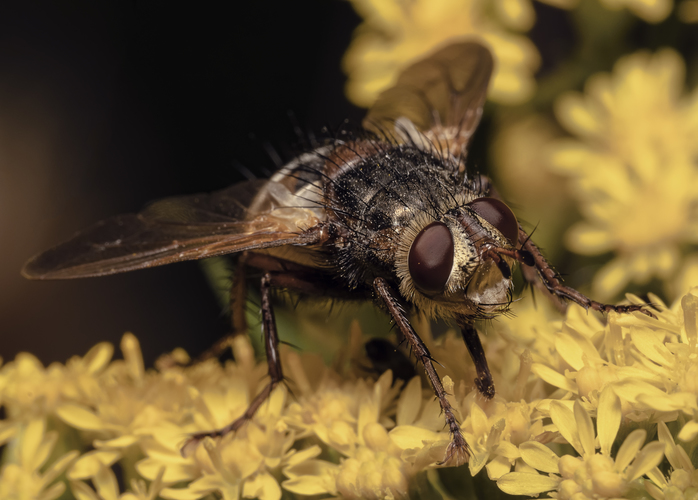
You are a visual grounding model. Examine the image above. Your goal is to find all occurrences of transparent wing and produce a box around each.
[363,41,493,154]
[23,180,321,279]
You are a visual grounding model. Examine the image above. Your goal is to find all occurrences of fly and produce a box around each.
[22,41,650,464]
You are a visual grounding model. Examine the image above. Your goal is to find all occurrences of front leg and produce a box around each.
[373,277,470,465]
[476,174,651,316]
[517,225,652,316]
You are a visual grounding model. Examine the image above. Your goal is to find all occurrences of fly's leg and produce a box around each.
[182,267,330,455]
[183,271,284,453]
[457,318,495,399]
[477,174,652,316]
[517,226,654,316]
[373,277,470,465]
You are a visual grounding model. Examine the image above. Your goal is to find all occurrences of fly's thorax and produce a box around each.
[319,142,477,290]
[395,205,517,320]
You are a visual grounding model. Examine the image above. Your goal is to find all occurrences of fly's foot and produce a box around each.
[475,377,495,400]
[595,302,657,319]
[180,416,248,457]
[441,429,471,466]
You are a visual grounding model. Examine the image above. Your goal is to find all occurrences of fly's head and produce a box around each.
[395,196,520,320]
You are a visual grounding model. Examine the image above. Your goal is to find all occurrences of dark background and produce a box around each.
[1,2,363,365]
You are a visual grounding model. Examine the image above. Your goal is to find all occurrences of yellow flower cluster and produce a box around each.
[3,288,698,498]
[342,0,540,107]
[548,48,698,301]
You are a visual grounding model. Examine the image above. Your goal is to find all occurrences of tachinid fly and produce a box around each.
[23,41,650,463]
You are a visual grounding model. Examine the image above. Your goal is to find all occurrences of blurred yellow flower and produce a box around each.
[548,48,698,300]
[678,0,698,21]
[70,465,165,500]
[599,0,673,22]
[343,0,540,107]
[0,341,113,424]
[490,114,573,257]
[0,419,78,500]
[494,0,579,31]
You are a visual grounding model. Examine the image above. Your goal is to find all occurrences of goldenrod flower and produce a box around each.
[599,0,673,22]
[387,316,550,479]
[282,352,411,498]
[0,418,79,500]
[609,289,698,442]
[548,48,698,300]
[0,341,113,424]
[70,465,165,500]
[530,297,676,414]
[494,0,579,31]
[137,338,303,500]
[644,421,698,500]
[497,397,665,497]
[678,0,698,21]
[490,114,573,253]
[343,0,540,107]
[7,289,698,498]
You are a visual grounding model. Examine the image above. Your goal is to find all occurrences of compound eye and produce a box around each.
[467,197,518,246]
[408,221,454,294]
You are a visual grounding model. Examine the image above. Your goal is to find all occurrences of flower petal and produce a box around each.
[497,471,560,495]
[396,376,421,426]
[531,364,577,393]
[56,404,104,431]
[574,401,595,457]
[615,429,646,472]
[550,401,582,455]
[389,425,441,449]
[597,388,621,456]
[626,441,665,481]
[519,441,560,473]
[68,450,122,480]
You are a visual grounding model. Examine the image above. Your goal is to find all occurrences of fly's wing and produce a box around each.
[363,41,493,160]
[23,180,322,279]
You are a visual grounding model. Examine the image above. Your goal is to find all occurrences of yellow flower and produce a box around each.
[283,350,403,454]
[600,0,673,22]
[56,334,198,455]
[0,418,79,500]
[343,0,540,107]
[284,422,410,499]
[136,337,303,500]
[493,0,579,31]
[70,465,165,500]
[386,318,550,480]
[678,0,698,21]
[530,297,674,413]
[490,114,573,254]
[0,341,113,424]
[497,397,665,497]
[282,352,412,498]
[644,421,698,500]
[548,48,698,300]
[610,288,698,441]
